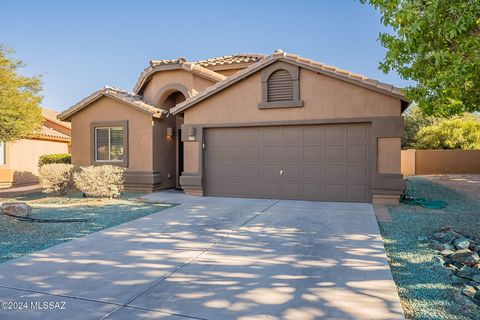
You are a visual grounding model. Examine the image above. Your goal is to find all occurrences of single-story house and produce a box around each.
[58,50,409,203]
[0,109,71,188]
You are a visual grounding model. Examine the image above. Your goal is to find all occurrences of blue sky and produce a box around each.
[1,0,410,112]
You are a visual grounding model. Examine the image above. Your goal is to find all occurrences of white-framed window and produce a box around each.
[94,127,124,162]
[0,141,5,166]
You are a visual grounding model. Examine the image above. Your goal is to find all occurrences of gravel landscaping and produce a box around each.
[0,193,172,263]
[379,175,480,320]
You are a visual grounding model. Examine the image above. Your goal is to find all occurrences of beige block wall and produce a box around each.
[0,138,69,186]
[70,96,154,171]
[401,149,480,175]
[184,68,401,124]
[401,149,416,176]
[378,138,401,174]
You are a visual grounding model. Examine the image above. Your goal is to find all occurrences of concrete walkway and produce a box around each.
[0,191,403,319]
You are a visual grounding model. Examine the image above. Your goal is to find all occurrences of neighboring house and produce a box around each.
[58,50,409,203]
[0,109,71,188]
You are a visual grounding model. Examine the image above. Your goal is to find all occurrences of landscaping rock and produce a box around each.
[474,291,480,302]
[462,286,477,299]
[440,249,456,257]
[456,266,479,280]
[473,275,480,283]
[0,202,31,217]
[417,235,429,242]
[455,238,471,250]
[451,274,471,286]
[451,249,480,266]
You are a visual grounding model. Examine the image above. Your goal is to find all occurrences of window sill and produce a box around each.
[92,160,128,167]
[258,100,304,109]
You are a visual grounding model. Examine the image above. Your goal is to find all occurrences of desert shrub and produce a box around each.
[38,163,75,196]
[402,104,437,149]
[38,153,71,167]
[415,114,480,150]
[74,165,125,198]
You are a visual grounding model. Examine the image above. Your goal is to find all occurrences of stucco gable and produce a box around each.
[58,86,165,121]
[170,50,410,115]
[134,58,227,95]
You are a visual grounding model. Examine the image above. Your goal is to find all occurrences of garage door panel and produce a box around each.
[347,165,368,181]
[303,165,322,178]
[244,164,261,177]
[263,147,282,161]
[303,146,322,161]
[325,146,344,161]
[281,164,300,178]
[347,146,368,161]
[263,128,283,145]
[263,183,281,196]
[205,124,371,202]
[282,183,302,198]
[263,164,282,178]
[348,185,369,201]
[323,185,345,201]
[244,147,262,161]
[283,146,301,161]
[283,126,302,145]
[325,126,345,144]
[303,126,324,144]
[324,165,344,181]
[348,124,369,142]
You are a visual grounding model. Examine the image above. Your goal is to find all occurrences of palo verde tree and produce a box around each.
[361,0,480,116]
[0,45,43,141]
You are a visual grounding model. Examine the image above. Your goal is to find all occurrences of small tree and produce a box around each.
[361,0,480,116]
[0,45,43,141]
[414,114,480,150]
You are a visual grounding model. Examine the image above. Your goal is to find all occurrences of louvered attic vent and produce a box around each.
[267,69,293,102]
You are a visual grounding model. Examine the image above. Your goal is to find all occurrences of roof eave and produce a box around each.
[171,54,409,115]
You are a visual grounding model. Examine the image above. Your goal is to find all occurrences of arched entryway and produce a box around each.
[155,85,189,189]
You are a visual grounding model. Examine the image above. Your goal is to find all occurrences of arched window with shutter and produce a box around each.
[259,62,303,109]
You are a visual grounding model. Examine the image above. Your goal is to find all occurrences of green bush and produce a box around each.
[39,163,76,196]
[402,104,437,149]
[415,114,480,150]
[74,165,125,198]
[38,153,71,167]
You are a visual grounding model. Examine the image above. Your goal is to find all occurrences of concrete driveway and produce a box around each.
[0,191,403,320]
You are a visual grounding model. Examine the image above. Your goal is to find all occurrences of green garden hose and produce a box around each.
[400,179,448,209]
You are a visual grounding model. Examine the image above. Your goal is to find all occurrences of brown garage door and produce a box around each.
[204,124,371,202]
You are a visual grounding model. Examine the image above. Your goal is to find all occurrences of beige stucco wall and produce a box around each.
[70,96,154,172]
[0,138,69,187]
[142,70,215,106]
[183,66,402,177]
[378,138,401,174]
[184,68,401,124]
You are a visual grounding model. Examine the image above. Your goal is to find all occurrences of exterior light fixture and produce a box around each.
[188,127,196,141]
[166,127,173,137]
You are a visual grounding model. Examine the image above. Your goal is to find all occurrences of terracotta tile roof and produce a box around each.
[196,54,266,68]
[58,86,166,121]
[171,50,409,115]
[37,125,70,141]
[41,108,71,129]
[134,59,227,94]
